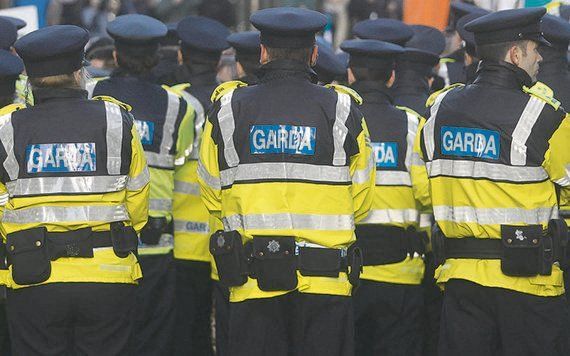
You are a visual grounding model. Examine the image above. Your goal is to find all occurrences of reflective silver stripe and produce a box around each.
[104,102,123,175]
[6,175,128,196]
[217,91,240,168]
[424,89,452,161]
[174,219,209,234]
[419,213,432,228]
[404,111,419,170]
[427,159,548,182]
[375,171,412,186]
[333,92,351,166]
[85,80,97,98]
[437,62,450,87]
[352,154,375,185]
[555,164,570,187]
[0,113,18,181]
[511,96,545,166]
[411,152,424,167]
[198,161,221,190]
[2,204,129,224]
[149,198,173,212]
[223,213,355,231]
[433,206,558,225]
[160,91,180,160]
[127,166,150,191]
[174,180,200,196]
[219,162,350,187]
[179,91,205,160]
[145,151,174,169]
[360,209,419,224]
[0,193,8,206]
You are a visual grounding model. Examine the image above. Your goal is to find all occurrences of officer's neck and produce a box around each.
[33,87,87,105]
[258,59,317,83]
[474,60,534,89]
[351,80,393,104]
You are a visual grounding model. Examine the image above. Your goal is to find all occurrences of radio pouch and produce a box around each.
[210,230,248,288]
[501,225,543,277]
[252,237,297,291]
[6,227,51,285]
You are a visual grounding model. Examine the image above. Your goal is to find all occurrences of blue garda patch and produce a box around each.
[249,125,316,155]
[26,143,97,173]
[134,120,155,146]
[441,126,500,160]
[372,142,398,168]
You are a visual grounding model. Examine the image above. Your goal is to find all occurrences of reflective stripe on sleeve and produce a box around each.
[352,154,375,185]
[179,91,205,160]
[144,152,174,169]
[423,89,452,161]
[160,91,180,159]
[433,206,558,225]
[127,166,150,191]
[0,113,18,181]
[375,171,412,186]
[198,161,221,190]
[332,92,351,166]
[511,97,545,166]
[217,91,240,168]
[104,101,123,175]
[174,180,201,196]
[149,199,173,212]
[404,112,419,170]
[2,204,129,224]
[222,213,355,231]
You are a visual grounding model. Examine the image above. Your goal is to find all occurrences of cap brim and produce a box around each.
[538,35,552,47]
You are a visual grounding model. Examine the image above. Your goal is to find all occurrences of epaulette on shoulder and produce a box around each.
[426,83,464,107]
[0,103,25,116]
[524,83,561,110]
[325,84,363,105]
[169,83,191,94]
[439,58,456,64]
[211,81,248,103]
[92,95,133,112]
[395,105,422,119]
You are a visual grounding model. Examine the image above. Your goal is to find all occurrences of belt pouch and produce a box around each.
[210,230,248,287]
[252,237,297,291]
[298,247,342,278]
[140,217,167,245]
[431,224,446,266]
[110,222,139,258]
[348,246,363,289]
[47,227,94,260]
[500,225,543,277]
[6,227,51,285]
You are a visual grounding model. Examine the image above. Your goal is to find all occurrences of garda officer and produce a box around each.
[227,31,262,85]
[85,36,116,78]
[168,15,229,356]
[314,37,347,85]
[456,12,488,85]
[4,25,149,354]
[340,38,429,356]
[199,7,374,356]
[353,18,414,47]
[419,8,570,355]
[152,23,180,84]
[88,14,195,355]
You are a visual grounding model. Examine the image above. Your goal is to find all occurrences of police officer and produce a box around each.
[456,12,488,85]
[353,18,414,47]
[227,31,261,85]
[340,38,429,356]
[168,15,229,356]
[85,36,116,78]
[314,37,347,85]
[537,15,570,108]
[3,24,149,354]
[199,7,374,356]
[152,23,180,84]
[88,14,195,355]
[418,8,570,355]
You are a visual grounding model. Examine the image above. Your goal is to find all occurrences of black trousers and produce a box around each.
[134,253,176,356]
[353,280,423,356]
[440,279,570,356]
[229,291,353,356]
[0,301,10,356]
[6,283,135,355]
[422,252,442,356]
[212,281,230,356]
[173,259,212,356]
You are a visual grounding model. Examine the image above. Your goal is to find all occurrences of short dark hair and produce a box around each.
[115,44,160,75]
[29,73,79,89]
[350,66,393,83]
[265,46,314,64]
[180,47,220,73]
[237,56,260,76]
[476,40,529,62]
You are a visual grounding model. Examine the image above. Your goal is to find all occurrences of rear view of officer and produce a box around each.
[341,39,430,356]
[199,7,374,356]
[88,14,195,355]
[3,25,149,354]
[227,31,261,85]
[419,8,570,355]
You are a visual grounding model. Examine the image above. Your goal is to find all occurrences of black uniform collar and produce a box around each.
[392,69,430,94]
[473,60,534,89]
[240,73,259,85]
[258,59,318,84]
[351,80,393,104]
[33,87,87,105]
[111,68,158,82]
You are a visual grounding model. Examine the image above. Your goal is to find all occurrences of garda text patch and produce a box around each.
[441,126,500,160]
[372,142,398,168]
[27,143,96,173]
[134,120,155,146]
[250,125,316,155]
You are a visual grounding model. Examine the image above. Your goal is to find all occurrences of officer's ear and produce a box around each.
[386,70,396,88]
[113,50,118,67]
[260,44,269,65]
[177,49,183,65]
[310,45,318,67]
[347,68,356,85]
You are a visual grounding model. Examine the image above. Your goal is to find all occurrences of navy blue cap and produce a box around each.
[85,36,114,60]
[250,7,327,48]
[541,14,570,50]
[561,5,570,21]
[336,51,349,68]
[406,25,446,55]
[397,48,439,77]
[15,25,89,78]
[0,17,17,50]
[107,14,167,45]
[314,37,346,82]
[352,19,414,46]
[451,2,488,18]
[0,16,26,30]
[177,16,230,53]
[465,8,548,46]
[0,49,23,96]
[341,39,404,69]
[227,31,261,56]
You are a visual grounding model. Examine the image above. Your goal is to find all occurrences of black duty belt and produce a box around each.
[444,237,503,260]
